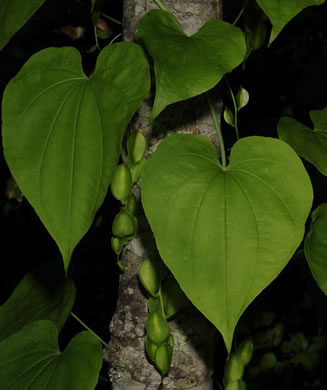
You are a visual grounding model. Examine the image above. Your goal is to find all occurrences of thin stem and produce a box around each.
[206,93,227,169]
[99,375,110,383]
[109,33,122,45]
[94,25,100,51]
[154,0,169,12]
[70,311,107,346]
[233,0,249,26]
[225,78,240,140]
[100,12,122,25]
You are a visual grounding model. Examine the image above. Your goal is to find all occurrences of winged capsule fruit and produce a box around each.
[112,210,136,237]
[110,164,132,203]
[235,338,253,366]
[111,236,124,255]
[224,353,245,384]
[126,194,137,215]
[146,311,170,345]
[223,107,235,127]
[154,344,172,376]
[127,131,147,164]
[145,335,158,362]
[138,258,161,297]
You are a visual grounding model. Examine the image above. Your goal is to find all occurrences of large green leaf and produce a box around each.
[0,320,102,390]
[256,0,325,44]
[305,204,327,295]
[135,10,246,120]
[278,107,327,176]
[2,43,150,271]
[0,258,75,343]
[141,134,313,352]
[0,0,46,50]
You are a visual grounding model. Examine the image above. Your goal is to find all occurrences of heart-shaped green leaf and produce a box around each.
[141,134,313,352]
[0,258,76,343]
[135,10,246,120]
[2,43,150,271]
[0,320,102,390]
[256,0,325,44]
[278,107,327,176]
[305,203,327,295]
[0,0,46,50]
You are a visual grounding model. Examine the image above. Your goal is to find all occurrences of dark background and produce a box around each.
[1,1,327,388]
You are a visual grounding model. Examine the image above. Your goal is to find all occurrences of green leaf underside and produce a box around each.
[0,259,76,343]
[305,204,327,295]
[136,10,246,120]
[0,320,102,390]
[256,0,325,44]
[278,107,327,176]
[2,43,150,271]
[141,134,313,352]
[0,0,46,50]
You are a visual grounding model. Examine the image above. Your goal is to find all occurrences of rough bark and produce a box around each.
[105,1,223,389]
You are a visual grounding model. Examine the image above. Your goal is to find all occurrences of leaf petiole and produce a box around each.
[233,0,249,26]
[154,0,169,12]
[206,93,227,169]
[70,311,107,346]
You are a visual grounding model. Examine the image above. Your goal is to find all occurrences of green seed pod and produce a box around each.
[138,258,161,297]
[129,158,146,184]
[225,380,247,390]
[236,87,249,111]
[251,23,267,50]
[167,333,174,348]
[224,353,245,384]
[126,194,138,215]
[223,107,235,127]
[146,311,170,345]
[145,335,158,362]
[112,210,136,237]
[127,131,147,164]
[235,338,253,366]
[154,344,172,376]
[148,296,160,313]
[111,236,124,255]
[110,164,132,203]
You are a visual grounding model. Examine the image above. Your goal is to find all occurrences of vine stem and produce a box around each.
[100,12,122,25]
[225,78,240,140]
[94,25,100,51]
[233,0,249,25]
[70,311,107,347]
[206,93,227,169]
[154,0,169,12]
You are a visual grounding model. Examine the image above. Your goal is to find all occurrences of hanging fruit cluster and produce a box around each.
[138,257,190,377]
[224,338,254,390]
[110,130,147,270]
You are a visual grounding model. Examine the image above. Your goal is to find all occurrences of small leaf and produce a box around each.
[256,0,325,44]
[2,43,150,271]
[142,134,313,352]
[305,203,327,295]
[0,258,76,343]
[278,107,327,176]
[0,320,102,390]
[0,0,46,50]
[136,9,246,120]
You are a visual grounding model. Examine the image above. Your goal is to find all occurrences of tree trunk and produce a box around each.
[105,1,223,389]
